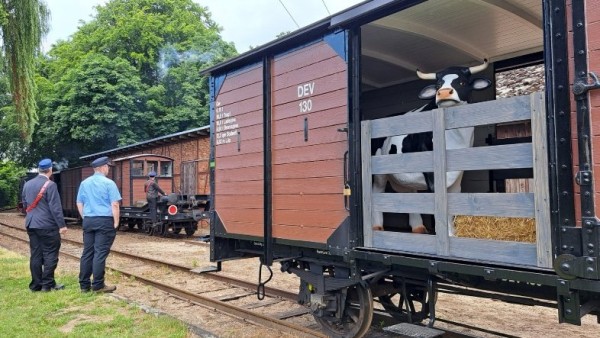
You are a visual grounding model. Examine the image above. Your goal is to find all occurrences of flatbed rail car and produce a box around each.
[203,0,600,337]
[119,193,210,236]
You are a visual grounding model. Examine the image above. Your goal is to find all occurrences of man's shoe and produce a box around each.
[81,288,91,293]
[41,284,65,292]
[92,285,116,293]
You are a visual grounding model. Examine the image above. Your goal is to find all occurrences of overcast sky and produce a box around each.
[43,0,365,53]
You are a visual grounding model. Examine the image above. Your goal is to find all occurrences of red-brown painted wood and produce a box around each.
[272,194,344,211]
[219,64,263,94]
[272,159,343,179]
[272,42,338,76]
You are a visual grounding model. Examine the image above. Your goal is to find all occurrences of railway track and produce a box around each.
[0,221,296,301]
[0,219,550,337]
[0,222,325,337]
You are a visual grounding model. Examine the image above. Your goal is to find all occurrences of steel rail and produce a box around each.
[0,221,297,301]
[1,224,547,338]
[0,229,325,338]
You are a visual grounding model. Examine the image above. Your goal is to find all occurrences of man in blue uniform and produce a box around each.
[22,158,68,292]
[76,156,121,293]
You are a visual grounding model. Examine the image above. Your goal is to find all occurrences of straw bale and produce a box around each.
[453,215,536,243]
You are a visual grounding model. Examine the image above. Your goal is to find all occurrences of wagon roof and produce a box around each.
[80,126,209,161]
[202,0,543,90]
[111,154,174,163]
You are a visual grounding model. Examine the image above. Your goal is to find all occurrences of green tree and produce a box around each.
[48,0,235,86]
[29,0,237,163]
[0,0,49,142]
[38,54,147,164]
[0,160,26,208]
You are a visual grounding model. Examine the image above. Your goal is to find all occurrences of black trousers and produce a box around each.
[27,228,61,291]
[79,217,116,290]
[147,196,158,223]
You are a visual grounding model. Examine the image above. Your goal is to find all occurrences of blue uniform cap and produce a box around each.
[148,171,157,177]
[38,158,52,170]
[91,156,110,168]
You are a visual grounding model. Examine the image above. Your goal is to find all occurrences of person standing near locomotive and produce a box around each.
[21,158,68,292]
[145,171,165,226]
[76,156,121,293]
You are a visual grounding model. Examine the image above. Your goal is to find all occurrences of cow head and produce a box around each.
[416,59,491,108]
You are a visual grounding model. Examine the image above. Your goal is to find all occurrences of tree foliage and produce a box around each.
[0,160,26,208]
[0,0,49,142]
[24,0,237,165]
[38,54,147,164]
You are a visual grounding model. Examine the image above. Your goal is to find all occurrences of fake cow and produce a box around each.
[372,60,491,234]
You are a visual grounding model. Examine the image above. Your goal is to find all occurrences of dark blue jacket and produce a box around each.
[22,174,66,230]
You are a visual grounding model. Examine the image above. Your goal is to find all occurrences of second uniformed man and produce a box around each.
[76,156,121,293]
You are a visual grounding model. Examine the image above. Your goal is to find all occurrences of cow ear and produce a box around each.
[419,85,437,100]
[471,78,491,91]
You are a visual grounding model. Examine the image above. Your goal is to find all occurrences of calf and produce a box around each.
[372,60,491,234]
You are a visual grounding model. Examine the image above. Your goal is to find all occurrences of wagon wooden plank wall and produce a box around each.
[59,166,94,218]
[270,41,348,243]
[361,92,552,267]
[212,39,349,243]
[130,139,210,195]
[112,155,174,207]
[214,63,265,238]
[104,136,210,198]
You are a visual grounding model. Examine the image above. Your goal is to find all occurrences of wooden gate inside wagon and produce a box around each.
[361,92,552,268]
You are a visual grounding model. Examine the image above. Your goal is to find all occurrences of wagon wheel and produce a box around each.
[184,223,196,236]
[158,222,169,237]
[378,284,436,323]
[145,222,160,236]
[144,222,153,235]
[312,282,373,338]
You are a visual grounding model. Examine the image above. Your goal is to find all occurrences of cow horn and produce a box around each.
[468,59,488,74]
[416,69,436,80]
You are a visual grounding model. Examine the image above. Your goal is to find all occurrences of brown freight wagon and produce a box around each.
[54,166,94,219]
[78,127,211,236]
[111,154,175,207]
[203,0,600,336]
[80,126,211,197]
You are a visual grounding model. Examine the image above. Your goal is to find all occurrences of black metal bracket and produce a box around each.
[555,254,600,280]
[555,217,600,280]
[575,170,593,186]
[582,217,600,258]
[554,217,600,280]
[557,279,582,325]
[573,72,600,97]
[559,226,582,256]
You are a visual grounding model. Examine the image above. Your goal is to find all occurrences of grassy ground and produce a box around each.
[0,247,189,338]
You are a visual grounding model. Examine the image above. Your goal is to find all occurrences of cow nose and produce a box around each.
[437,88,454,100]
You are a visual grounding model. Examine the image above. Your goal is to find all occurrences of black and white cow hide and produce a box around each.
[372,60,491,234]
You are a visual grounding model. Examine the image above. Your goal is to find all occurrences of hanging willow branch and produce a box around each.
[0,0,49,142]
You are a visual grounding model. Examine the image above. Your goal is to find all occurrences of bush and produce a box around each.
[0,161,26,208]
